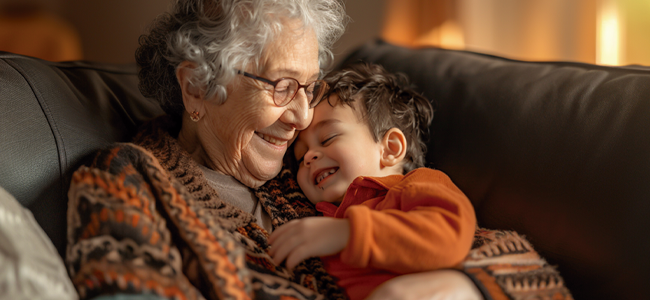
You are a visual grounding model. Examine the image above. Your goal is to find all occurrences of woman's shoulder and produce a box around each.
[81,114,181,172]
[81,142,159,171]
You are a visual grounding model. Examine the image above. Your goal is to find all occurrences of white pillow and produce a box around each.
[0,186,78,300]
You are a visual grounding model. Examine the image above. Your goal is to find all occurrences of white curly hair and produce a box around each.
[136,0,348,117]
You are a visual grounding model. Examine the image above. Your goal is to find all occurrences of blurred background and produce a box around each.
[1,0,648,66]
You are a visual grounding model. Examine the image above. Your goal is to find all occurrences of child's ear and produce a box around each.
[176,61,204,116]
[379,128,407,168]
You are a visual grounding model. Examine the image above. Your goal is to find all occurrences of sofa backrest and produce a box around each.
[0,52,163,258]
[341,39,650,300]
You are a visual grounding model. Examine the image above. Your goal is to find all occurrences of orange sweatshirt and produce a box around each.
[315,168,476,300]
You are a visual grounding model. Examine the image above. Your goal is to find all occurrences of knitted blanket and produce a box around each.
[66,116,572,300]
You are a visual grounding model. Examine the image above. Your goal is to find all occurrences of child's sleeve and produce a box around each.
[340,169,476,274]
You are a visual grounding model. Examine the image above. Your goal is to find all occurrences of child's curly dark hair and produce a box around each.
[321,62,434,173]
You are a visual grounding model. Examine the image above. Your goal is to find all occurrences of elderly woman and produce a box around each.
[66,0,571,300]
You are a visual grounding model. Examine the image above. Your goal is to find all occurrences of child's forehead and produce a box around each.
[315,94,364,121]
[294,98,352,140]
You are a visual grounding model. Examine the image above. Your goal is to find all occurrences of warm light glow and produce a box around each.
[597,0,623,65]
[439,20,465,49]
[412,20,465,49]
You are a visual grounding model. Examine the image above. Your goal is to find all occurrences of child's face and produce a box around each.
[293,95,384,205]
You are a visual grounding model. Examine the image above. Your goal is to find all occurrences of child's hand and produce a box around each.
[268,217,350,270]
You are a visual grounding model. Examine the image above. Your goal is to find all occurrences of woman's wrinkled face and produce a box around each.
[198,20,319,188]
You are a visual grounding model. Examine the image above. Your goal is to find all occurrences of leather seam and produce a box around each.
[0,53,136,75]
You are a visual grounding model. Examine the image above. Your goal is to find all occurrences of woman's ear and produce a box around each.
[176,61,204,115]
[379,128,407,169]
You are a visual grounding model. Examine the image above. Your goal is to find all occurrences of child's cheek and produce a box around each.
[297,169,309,192]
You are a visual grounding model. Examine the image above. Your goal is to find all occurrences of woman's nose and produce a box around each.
[281,89,312,130]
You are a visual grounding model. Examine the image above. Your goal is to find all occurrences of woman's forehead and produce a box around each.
[258,22,320,80]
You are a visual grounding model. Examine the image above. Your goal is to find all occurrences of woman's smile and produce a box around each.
[255,131,290,147]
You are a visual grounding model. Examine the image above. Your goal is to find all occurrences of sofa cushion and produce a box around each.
[340,39,650,300]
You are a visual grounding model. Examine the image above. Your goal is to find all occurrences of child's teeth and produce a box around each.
[316,169,337,184]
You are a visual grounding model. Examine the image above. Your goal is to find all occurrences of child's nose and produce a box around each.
[304,152,320,165]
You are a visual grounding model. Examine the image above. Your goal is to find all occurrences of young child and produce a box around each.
[269,63,476,300]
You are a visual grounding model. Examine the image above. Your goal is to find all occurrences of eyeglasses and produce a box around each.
[237,70,327,108]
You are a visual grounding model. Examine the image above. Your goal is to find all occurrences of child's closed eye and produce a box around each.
[321,134,337,145]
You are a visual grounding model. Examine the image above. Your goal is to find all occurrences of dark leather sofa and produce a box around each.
[2,39,649,299]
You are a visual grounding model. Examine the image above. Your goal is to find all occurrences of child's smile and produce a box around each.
[314,167,339,186]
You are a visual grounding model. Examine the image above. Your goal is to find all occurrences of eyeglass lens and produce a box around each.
[274,79,326,108]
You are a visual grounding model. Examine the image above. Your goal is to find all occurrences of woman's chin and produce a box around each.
[241,156,284,187]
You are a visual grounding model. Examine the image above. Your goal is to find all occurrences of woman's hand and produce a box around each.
[365,269,483,300]
[268,217,350,270]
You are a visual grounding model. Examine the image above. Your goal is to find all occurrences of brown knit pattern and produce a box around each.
[464,228,574,300]
[67,144,248,300]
